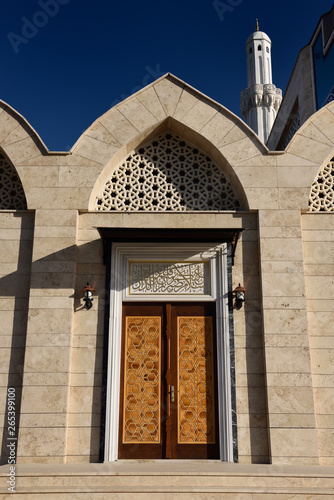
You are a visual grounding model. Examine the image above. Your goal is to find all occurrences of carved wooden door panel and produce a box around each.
[118,302,219,459]
[168,303,219,459]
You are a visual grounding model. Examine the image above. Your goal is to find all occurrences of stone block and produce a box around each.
[20,413,67,428]
[310,348,334,376]
[267,386,316,414]
[28,308,73,334]
[262,272,306,297]
[219,137,261,166]
[98,109,139,146]
[73,135,119,165]
[35,210,78,227]
[260,237,304,261]
[259,209,301,227]
[153,78,183,117]
[86,122,121,148]
[234,348,265,375]
[18,428,66,457]
[116,98,158,132]
[69,386,102,413]
[263,309,308,335]
[5,137,42,165]
[136,87,167,121]
[288,132,333,164]
[237,426,269,457]
[66,426,100,457]
[270,413,316,428]
[19,166,59,188]
[70,347,103,374]
[265,346,312,373]
[26,333,71,348]
[234,167,278,188]
[316,429,334,459]
[302,213,334,230]
[236,387,267,414]
[22,373,69,386]
[200,111,237,146]
[314,388,334,414]
[270,428,318,459]
[182,101,219,133]
[312,375,334,388]
[23,346,70,373]
[20,386,68,413]
[278,166,323,188]
[67,412,101,427]
[173,87,200,121]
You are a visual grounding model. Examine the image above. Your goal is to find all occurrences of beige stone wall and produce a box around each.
[0,211,34,465]
[233,217,269,464]
[258,209,318,465]
[66,217,105,463]
[302,213,334,466]
[71,212,269,463]
[16,209,78,464]
[1,77,334,467]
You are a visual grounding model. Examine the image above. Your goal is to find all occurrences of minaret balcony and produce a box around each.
[240,83,282,115]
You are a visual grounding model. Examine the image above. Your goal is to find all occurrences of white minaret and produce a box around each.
[240,20,282,143]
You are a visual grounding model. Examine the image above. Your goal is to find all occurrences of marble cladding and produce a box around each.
[302,213,334,465]
[0,212,34,465]
[0,76,334,468]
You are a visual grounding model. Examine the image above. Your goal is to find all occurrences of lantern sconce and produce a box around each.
[232,283,247,310]
[81,283,95,310]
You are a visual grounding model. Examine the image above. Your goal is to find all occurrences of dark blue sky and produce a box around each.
[2,0,333,150]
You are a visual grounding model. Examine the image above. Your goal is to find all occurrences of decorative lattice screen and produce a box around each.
[0,153,27,210]
[309,157,334,212]
[95,132,240,211]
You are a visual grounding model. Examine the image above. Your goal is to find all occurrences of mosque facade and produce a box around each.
[0,10,334,498]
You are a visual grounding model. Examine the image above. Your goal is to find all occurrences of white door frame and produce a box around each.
[104,242,233,462]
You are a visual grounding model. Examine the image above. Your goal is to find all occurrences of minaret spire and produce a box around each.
[256,18,259,31]
[240,25,282,143]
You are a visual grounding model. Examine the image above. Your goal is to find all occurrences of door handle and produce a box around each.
[170,386,178,403]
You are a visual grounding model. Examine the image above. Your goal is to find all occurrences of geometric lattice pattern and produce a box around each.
[95,132,241,211]
[123,316,161,444]
[309,157,334,212]
[0,153,27,210]
[178,316,216,444]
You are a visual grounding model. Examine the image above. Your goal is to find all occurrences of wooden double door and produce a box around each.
[118,302,220,459]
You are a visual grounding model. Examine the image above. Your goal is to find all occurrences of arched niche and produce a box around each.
[308,154,334,212]
[88,118,248,212]
[0,149,27,210]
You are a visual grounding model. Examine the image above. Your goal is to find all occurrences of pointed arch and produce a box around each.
[94,130,241,212]
[88,118,249,211]
[0,149,27,210]
[308,155,334,211]
[285,101,334,210]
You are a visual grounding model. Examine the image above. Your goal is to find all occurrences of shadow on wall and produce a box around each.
[0,212,34,464]
[0,234,106,464]
[242,233,270,464]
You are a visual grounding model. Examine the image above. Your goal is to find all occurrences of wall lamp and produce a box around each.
[81,283,95,309]
[232,283,247,310]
